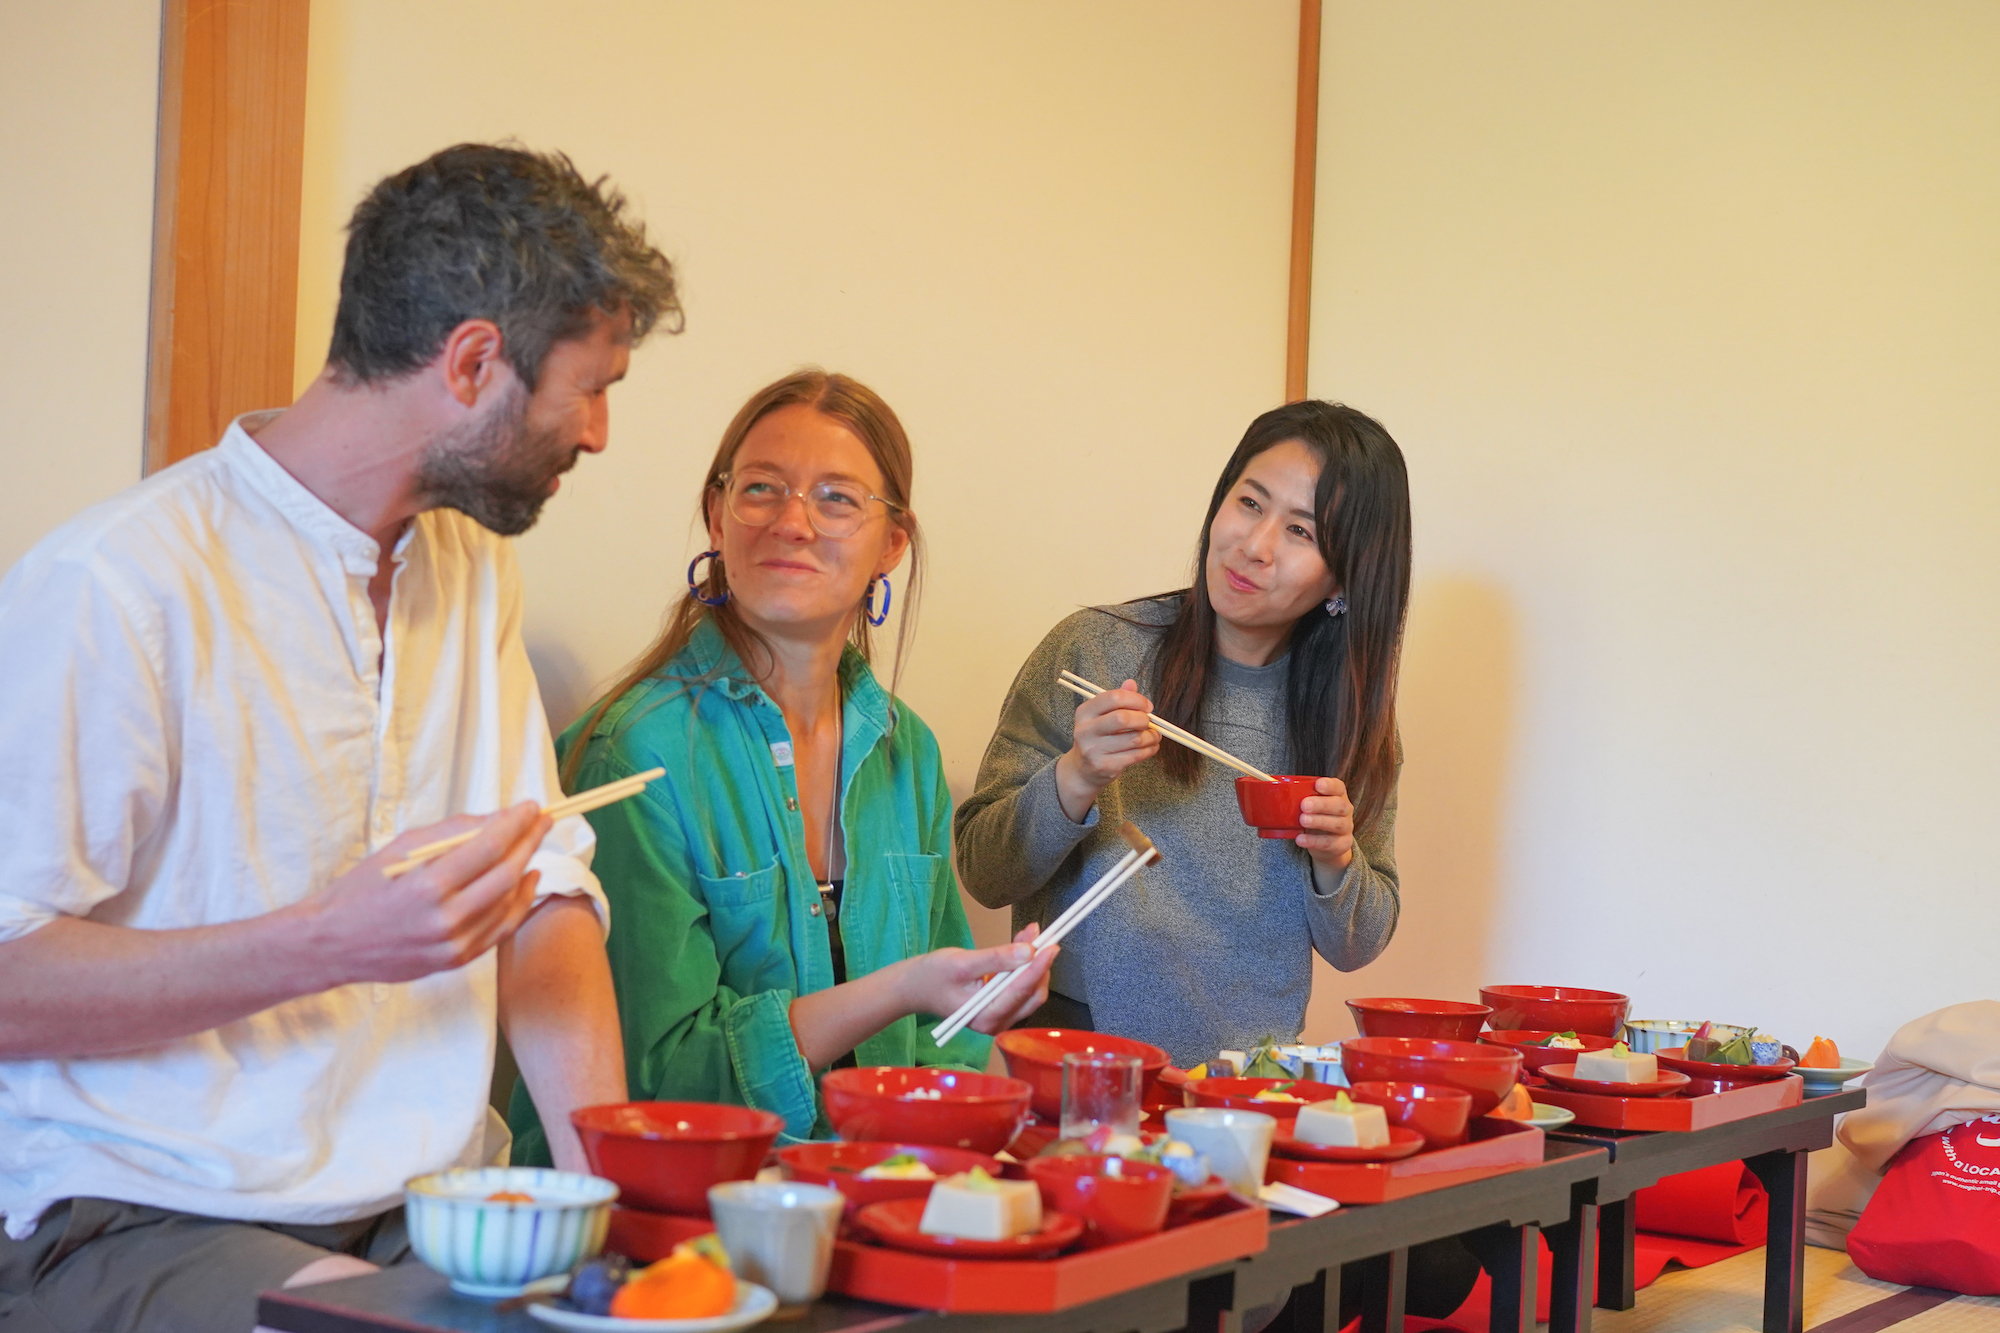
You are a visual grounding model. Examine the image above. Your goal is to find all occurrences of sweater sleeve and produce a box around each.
[1303,737,1402,972]
[952,616,1101,909]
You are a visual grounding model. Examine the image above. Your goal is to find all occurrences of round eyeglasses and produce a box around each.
[717,470,905,540]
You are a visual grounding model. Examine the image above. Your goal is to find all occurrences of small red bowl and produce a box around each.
[1347,997,1494,1041]
[1340,1037,1523,1116]
[571,1101,785,1217]
[1479,1029,1619,1074]
[1165,1177,1231,1227]
[776,1142,1000,1214]
[1234,774,1324,839]
[1182,1076,1343,1116]
[1025,1154,1174,1248]
[821,1067,1032,1155]
[1479,986,1631,1039]
[996,1029,1171,1123]
[1345,1080,1475,1149]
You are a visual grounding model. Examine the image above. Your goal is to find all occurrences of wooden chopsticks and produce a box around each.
[382,768,667,877]
[930,823,1161,1047]
[1058,670,1276,783]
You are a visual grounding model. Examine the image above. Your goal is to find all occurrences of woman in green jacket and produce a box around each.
[511,371,1051,1158]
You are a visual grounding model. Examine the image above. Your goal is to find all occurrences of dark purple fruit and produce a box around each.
[565,1253,631,1315]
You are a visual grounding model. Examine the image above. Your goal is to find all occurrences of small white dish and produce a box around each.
[526,1281,778,1332]
[1797,1057,1872,1092]
[1526,1103,1576,1131]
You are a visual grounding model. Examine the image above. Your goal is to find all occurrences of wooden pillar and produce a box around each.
[145,0,311,471]
[1285,0,1323,404]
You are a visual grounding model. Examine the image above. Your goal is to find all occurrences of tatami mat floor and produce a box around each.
[1582,1247,2000,1333]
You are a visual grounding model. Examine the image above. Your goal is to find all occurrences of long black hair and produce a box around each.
[1144,401,1411,835]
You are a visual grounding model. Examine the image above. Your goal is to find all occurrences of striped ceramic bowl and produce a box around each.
[405,1166,618,1297]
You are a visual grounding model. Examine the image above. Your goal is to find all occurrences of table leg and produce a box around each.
[1274,1270,1339,1333]
[1595,1195,1637,1311]
[1546,1196,1597,1333]
[1465,1223,1539,1333]
[1748,1148,1809,1333]
[1355,1249,1407,1333]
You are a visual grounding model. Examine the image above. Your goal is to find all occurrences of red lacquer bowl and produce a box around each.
[996,1029,1172,1123]
[1165,1178,1232,1227]
[1340,1038,1523,1116]
[1479,1029,1619,1074]
[776,1142,1001,1214]
[1347,997,1494,1042]
[821,1067,1033,1155]
[1234,774,1324,839]
[1025,1154,1174,1248]
[852,1197,1084,1259]
[1183,1076,1344,1117]
[1654,1047,1798,1083]
[1539,1063,1692,1098]
[1479,986,1632,1039]
[571,1101,785,1217]
[1344,1080,1475,1149]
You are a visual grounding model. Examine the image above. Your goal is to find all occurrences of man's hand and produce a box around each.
[302,803,552,987]
[0,803,553,1060]
[1053,679,1161,821]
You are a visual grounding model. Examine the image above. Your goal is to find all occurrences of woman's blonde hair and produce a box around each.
[560,369,923,789]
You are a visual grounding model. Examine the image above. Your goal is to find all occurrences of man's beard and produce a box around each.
[414,385,575,537]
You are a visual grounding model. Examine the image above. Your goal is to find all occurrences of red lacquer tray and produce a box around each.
[605,1205,718,1261]
[824,1195,1268,1313]
[1263,1119,1545,1204]
[1527,1070,1803,1130]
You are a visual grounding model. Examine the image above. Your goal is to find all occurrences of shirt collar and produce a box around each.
[682,616,895,739]
[218,412,396,576]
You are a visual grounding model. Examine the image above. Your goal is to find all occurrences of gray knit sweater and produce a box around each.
[953,597,1400,1067]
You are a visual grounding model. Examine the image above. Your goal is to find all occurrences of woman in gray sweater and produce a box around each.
[954,400,1411,1068]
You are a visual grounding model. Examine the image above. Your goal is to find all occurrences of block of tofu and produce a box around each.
[1294,1093,1390,1148]
[917,1170,1042,1241]
[1573,1042,1658,1084]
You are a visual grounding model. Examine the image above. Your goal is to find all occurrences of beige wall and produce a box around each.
[1302,2,2000,1059]
[295,1,1300,950]
[0,1,160,572]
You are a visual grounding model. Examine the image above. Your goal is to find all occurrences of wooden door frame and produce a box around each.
[144,0,311,472]
[1286,0,1322,404]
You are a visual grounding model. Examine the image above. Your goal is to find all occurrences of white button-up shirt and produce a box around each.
[0,415,604,1239]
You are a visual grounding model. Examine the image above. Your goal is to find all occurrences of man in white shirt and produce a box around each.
[0,144,681,1332]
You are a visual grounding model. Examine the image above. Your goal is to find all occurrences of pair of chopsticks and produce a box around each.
[1057,670,1276,783]
[930,823,1162,1047]
[382,768,667,877]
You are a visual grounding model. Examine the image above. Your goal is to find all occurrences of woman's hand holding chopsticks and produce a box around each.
[918,924,1058,1038]
[1053,677,1161,822]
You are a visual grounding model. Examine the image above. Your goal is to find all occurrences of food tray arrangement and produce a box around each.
[823,1195,1268,1313]
[1263,1118,1545,1204]
[1527,1070,1802,1130]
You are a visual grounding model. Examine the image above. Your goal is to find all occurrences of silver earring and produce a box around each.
[1325,594,1347,617]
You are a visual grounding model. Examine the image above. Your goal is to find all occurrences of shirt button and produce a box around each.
[809,902,821,916]
[785,797,798,811]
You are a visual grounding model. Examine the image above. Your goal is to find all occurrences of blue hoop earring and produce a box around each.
[864,574,892,627]
[687,550,729,606]
[1325,594,1347,617]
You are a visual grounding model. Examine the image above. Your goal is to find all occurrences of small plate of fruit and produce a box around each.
[528,1236,776,1332]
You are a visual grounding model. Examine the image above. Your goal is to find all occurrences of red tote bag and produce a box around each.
[1848,1113,2000,1296]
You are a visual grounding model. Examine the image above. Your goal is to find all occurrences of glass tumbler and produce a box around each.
[1060,1051,1143,1141]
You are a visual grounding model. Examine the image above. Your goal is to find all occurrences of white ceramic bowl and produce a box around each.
[405,1166,618,1297]
[1622,1020,1750,1054]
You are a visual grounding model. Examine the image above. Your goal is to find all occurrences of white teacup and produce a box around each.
[706,1181,844,1307]
[1165,1107,1276,1197]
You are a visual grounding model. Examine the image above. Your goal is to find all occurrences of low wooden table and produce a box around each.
[259,1146,1609,1333]
[1548,1085,1866,1333]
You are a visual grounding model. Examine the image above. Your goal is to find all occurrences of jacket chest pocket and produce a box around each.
[882,852,946,959]
[695,860,790,990]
